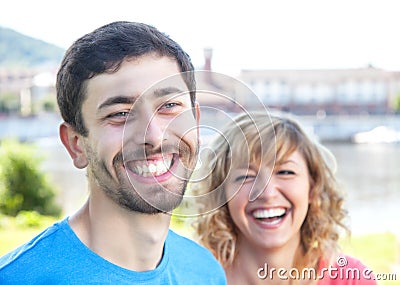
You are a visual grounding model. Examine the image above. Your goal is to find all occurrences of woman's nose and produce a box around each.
[249,175,279,201]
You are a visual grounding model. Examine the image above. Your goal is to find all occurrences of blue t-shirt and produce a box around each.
[0,218,226,284]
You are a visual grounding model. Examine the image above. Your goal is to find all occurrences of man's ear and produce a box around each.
[195,101,200,124]
[59,122,88,169]
[194,101,201,140]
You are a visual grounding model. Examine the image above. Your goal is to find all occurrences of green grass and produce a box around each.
[1,216,399,285]
[0,214,57,256]
[341,232,400,285]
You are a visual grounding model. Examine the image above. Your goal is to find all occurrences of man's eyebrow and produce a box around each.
[152,87,187,98]
[97,87,187,111]
[98,95,136,110]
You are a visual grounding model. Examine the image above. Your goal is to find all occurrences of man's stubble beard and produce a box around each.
[85,145,196,215]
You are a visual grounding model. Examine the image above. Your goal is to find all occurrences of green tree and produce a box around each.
[394,93,400,113]
[0,140,61,216]
[0,92,20,114]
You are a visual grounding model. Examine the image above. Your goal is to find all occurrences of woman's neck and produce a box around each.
[226,236,312,285]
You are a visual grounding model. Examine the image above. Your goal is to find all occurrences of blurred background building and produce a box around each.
[240,66,400,116]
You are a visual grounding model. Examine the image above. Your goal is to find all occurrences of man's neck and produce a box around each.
[69,191,171,272]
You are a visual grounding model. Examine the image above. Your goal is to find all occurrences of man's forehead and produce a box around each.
[83,57,189,108]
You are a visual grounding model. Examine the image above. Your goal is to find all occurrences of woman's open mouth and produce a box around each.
[251,207,288,226]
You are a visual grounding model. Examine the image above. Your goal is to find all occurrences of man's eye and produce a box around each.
[105,111,130,124]
[158,101,184,114]
[110,111,129,118]
[160,102,182,112]
[164,102,178,109]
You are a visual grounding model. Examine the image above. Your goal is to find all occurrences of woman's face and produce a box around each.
[226,150,310,252]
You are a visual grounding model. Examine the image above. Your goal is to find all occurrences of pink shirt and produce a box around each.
[318,255,378,285]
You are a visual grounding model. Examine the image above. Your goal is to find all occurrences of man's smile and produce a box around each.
[125,154,175,177]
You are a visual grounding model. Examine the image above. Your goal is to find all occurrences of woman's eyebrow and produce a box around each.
[277,159,299,166]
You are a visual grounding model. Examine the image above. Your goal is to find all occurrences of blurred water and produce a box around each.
[326,143,400,236]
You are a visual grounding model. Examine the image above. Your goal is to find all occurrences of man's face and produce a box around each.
[80,54,199,214]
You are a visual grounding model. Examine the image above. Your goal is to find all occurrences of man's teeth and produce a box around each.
[253,208,286,219]
[133,159,172,177]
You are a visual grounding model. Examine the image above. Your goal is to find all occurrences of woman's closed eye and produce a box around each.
[234,172,257,182]
[276,169,296,175]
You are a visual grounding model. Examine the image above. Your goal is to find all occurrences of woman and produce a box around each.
[194,111,376,284]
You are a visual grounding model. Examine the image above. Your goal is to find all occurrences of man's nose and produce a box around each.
[123,106,165,150]
[142,116,165,148]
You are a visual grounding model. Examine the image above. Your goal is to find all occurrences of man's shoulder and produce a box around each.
[166,229,227,284]
[167,229,212,256]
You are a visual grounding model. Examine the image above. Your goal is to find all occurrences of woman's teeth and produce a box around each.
[252,208,286,219]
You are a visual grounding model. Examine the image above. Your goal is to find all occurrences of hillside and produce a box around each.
[0,26,65,68]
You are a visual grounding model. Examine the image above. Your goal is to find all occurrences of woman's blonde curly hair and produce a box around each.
[193,111,349,270]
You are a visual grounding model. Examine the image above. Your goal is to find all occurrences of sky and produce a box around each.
[1,0,399,76]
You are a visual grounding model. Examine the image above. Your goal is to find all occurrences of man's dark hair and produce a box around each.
[56,21,195,136]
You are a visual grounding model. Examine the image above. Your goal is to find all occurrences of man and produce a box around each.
[0,21,226,284]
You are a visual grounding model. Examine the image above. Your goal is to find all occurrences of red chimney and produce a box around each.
[203,48,213,71]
